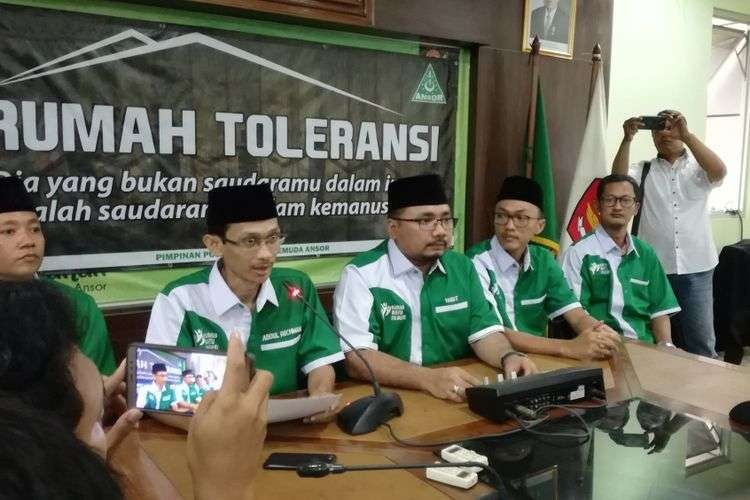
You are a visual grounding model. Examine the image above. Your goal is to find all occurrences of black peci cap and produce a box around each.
[387,174,448,212]
[0,177,35,214]
[206,184,278,228]
[496,176,544,212]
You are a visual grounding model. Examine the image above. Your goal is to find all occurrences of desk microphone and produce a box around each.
[283,281,403,435]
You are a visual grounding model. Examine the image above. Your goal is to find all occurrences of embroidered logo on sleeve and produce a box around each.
[380,302,406,321]
[588,262,610,275]
[194,329,219,349]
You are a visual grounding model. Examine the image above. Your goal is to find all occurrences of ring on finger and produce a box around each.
[453,385,461,394]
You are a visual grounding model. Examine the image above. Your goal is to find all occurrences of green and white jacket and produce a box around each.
[145,263,344,395]
[333,239,503,365]
[561,226,680,342]
[466,237,581,336]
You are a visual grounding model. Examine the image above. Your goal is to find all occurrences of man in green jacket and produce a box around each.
[561,174,680,344]
[467,176,621,361]
[0,176,115,374]
[146,184,344,399]
[136,363,181,411]
[334,174,537,403]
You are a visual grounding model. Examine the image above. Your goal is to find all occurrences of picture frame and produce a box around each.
[522,0,577,59]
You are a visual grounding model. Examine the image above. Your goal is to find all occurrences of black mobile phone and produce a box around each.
[638,115,667,130]
[126,342,255,416]
[263,452,337,470]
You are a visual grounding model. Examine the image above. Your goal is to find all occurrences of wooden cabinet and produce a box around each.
[188,0,372,26]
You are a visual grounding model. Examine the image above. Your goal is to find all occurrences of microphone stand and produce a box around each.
[284,282,403,435]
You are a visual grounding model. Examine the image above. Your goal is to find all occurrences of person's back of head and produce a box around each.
[0,397,122,500]
[0,279,82,428]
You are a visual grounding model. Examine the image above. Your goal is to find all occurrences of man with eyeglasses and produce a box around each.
[334,174,537,403]
[136,363,182,412]
[561,174,680,345]
[612,110,725,357]
[467,176,622,361]
[146,184,344,400]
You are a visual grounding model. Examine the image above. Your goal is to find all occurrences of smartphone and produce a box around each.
[638,115,667,130]
[127,342,255,416]
[263,452,337,470]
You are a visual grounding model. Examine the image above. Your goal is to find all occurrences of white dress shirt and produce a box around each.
[488,237,532,329]
[629,152,720,275]
[204,263,278,346]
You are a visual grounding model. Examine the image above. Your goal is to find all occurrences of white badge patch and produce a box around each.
[260,334,301,351]
[435,301,468,314]
[520,295,546,306]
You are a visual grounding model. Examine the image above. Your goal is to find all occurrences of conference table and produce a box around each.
[109,341,750,499]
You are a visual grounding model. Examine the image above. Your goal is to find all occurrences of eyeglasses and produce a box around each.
[390,217,458,231]
[600,196,637,208]
[494,212,543,228]
[223,233,286,251]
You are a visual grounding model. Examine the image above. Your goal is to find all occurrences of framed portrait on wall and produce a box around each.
[522,0,576,59]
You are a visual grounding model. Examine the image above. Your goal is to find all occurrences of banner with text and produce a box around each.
[0,4,459,271]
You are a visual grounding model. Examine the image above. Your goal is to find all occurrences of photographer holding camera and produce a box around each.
[611,110,726,358]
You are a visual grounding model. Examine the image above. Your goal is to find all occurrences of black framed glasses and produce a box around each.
[223,233,286,251]
[600,196,637,208]
[390,217,458,231]
[494,212,543,228]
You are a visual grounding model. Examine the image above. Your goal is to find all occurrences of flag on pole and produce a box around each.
[559,67,608,255]
[528,82,560,254]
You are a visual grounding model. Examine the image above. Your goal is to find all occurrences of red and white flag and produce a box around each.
[559,68,608,255]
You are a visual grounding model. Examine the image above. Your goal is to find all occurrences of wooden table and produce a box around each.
[108,341,750,499]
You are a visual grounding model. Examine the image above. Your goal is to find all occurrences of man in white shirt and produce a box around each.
[612,110,727,357]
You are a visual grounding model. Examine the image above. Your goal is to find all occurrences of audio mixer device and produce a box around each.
[465,367,605,422]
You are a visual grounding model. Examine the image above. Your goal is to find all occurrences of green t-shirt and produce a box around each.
[561,227,681,342]
[48,280,116,375]
[333,239,503,365]
[146,263,344,395]
[139,383,178,410]
[466,238,581,336]
[179,382,201,404]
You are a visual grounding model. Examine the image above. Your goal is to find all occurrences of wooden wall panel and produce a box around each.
[376,0,613,245]
[184,0,372,26]
[372,0,505,45]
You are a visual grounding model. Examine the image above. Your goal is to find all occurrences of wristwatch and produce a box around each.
[500,351,527,370]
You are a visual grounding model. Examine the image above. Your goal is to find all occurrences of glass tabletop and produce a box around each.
[457,398,750,500]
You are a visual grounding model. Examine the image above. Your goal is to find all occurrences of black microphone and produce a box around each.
[283,281,403,435]
[296,461,507,498]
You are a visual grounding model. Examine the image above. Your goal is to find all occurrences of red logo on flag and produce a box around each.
[566,178,601,243]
